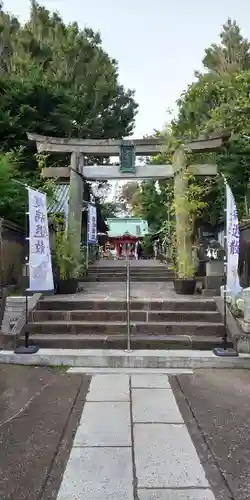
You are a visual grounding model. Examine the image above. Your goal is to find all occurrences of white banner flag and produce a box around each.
[226,183,241,296]
[87,203,97,244]
[27,187,54,292]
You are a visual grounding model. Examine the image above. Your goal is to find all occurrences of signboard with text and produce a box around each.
[87,203,97,244]
[226,183,241,296]
[27,187,54,292]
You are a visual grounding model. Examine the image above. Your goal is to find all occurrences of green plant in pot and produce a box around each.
[53,230,85,294]
[170,170,208,295]
[173,247,197,294]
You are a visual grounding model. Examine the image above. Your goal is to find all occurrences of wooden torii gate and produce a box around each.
[28,133,226,268]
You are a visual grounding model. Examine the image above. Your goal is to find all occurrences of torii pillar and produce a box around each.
[172,133,229,276]
[172,147,192,276]
[68,152,84,251]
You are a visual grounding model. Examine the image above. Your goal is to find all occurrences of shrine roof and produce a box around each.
[106,217,148,238]
[47,183,68,213]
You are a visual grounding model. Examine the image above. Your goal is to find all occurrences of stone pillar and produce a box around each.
[68,152,84,252]
[172,147,193,277]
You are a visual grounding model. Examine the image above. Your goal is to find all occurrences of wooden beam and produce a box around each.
[28,133,162,146]
[188,164,218,175]
[28,133,163,156]
[186,137,224,152]
[36,142,162,156]
[82,164,173,179]
[41,163,218,180]
[28,133,227,156]
[41,166,70,178]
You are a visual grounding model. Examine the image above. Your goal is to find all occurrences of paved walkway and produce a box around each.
[56,374,215,500]
[48,281,210,301]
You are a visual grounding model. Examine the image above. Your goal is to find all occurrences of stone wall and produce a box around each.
[0,219,25,287]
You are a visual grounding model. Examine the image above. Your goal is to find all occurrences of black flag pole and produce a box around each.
[13,180,39,354]
[213,176,238,357]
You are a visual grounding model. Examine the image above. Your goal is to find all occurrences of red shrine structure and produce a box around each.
[105,217,148,258]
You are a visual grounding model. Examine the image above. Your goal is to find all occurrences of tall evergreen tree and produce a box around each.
[203,19,250,74]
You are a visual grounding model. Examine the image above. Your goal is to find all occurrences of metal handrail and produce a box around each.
[125,255,132,352]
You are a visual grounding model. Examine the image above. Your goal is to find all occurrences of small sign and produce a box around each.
[226,183,241,296]
[27,187,54,292]
[119,144,136,173]
[88,203,97,244]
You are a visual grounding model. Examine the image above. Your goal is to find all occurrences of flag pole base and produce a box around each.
[213,347,238,357]
[14,345,39,354]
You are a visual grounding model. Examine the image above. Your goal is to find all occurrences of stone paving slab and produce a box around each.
[137,489,215,500]
[56,447,133,500]
[86,374,129,401]
[132,388,184,423]
[134,423,209,488]
[73,401,131,447]
[131,374,171,388]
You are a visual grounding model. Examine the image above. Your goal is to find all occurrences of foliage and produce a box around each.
[202,19,250,74]
[0,1,138,226]
[0,150,56,226]
[100,202,119,219]
[53,230,85,280]
[134,18,250,247]
[0,153,28,226]
[0,1,138,141]
[167,171,208,278]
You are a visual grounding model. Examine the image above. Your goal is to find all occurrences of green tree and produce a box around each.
[173,70,250,218]
[202,19,250,74]
[0,1,138,225]
[0,1,138,141]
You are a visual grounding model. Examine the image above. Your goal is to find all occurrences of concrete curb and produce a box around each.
[0,349,249,369]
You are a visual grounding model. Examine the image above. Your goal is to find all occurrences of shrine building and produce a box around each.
[105,217,148,257]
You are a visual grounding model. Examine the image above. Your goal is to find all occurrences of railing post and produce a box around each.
[125,255,132,352]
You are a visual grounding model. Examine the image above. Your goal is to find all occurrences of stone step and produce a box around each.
[28,320,224,336]
[84,276,174,282]
[17,333,230,350]
[36,299,217,312]
[88,267,171,271]
[32,309,222,323]
[87,272,174,277]
[86,271,174,280]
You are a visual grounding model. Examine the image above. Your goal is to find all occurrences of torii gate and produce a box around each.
[28,133,226,269]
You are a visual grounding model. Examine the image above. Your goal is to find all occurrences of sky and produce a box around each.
[4,0,250,139]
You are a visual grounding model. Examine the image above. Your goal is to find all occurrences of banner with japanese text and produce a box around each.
[226,183,241,296]
[27,187,54,292]
[87,203,97,244]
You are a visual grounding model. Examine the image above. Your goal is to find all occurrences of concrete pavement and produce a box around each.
[56,373,215,499]
[0,365,90,500]
[1,367,250,499]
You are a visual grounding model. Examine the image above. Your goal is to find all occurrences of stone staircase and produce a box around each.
[85,263,174,282]
[15,296,231,351]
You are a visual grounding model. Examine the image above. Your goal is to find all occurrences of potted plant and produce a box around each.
[172,252,197,295]
[165,170,205,295]
[53,230,85,294]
